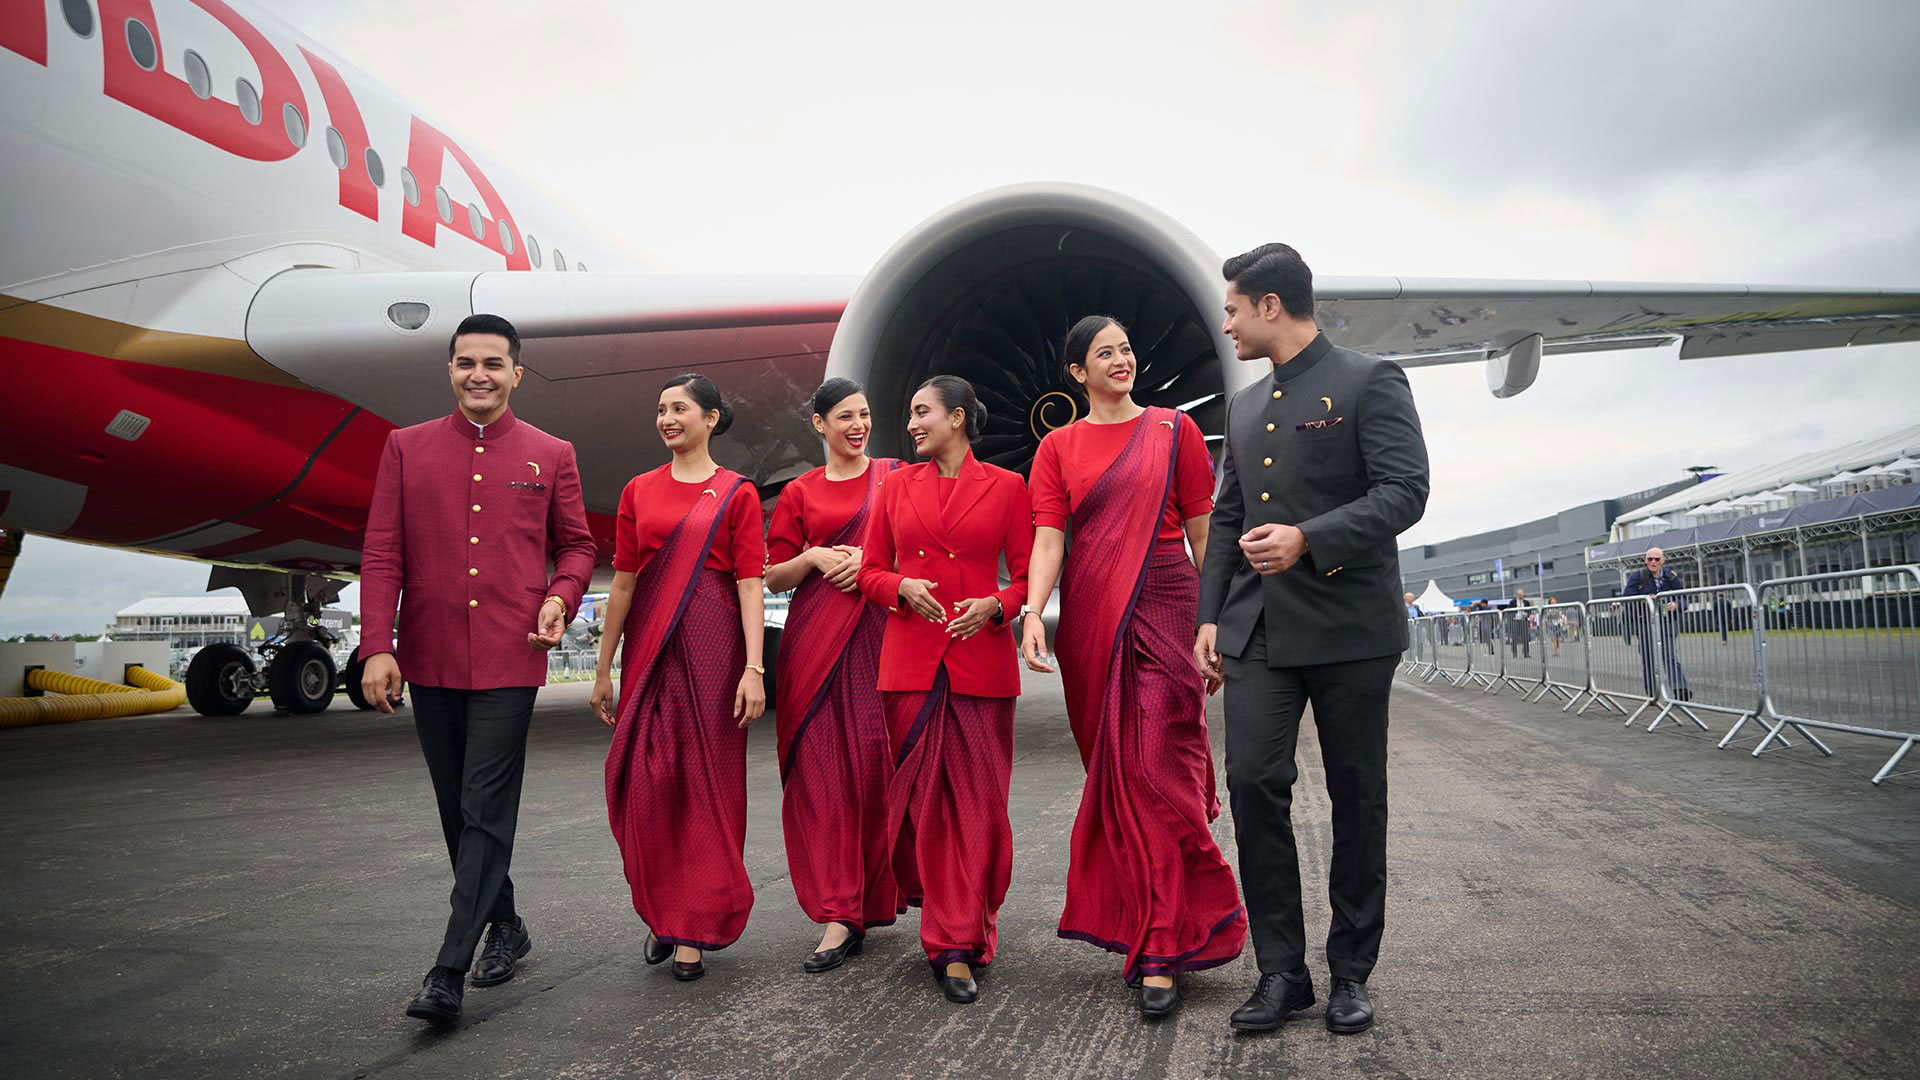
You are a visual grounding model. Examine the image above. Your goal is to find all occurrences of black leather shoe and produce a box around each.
[803,929,865,973]
[404,966,464,1025]
[1140,982,1180,1020]
[1229,971,1315,1032]
[1325,977,1374,1034]
[471,918,531,987]
[1125,970,1143,989]
[936,969,978,1004]
[643,933,671,966]
[672,956,705,982]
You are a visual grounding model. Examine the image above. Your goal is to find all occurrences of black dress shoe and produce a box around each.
[643,933,671,966]
[1229,971,1315,1032]
[1325,977,1374,1034]
[404,966,464,1025]
[471,918,531,987]
[935,970,978,1004]
[1140,982,1180,1020]
[672,957,705,982]
[802,930,865,973]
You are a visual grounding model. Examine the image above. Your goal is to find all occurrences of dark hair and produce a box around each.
[1062,314,1127,384]
[449,313,521,362]
[1222,243,1315,320]
[811,377,866,418]
[662,372,734,437]
[916,374,986,442]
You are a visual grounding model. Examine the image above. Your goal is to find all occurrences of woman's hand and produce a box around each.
[734,669,766,726]
[898,578,945,623]
[1019,612,1056,673]
[947,596,1001,640]
[823,545,862,593]
[591,676,617,726]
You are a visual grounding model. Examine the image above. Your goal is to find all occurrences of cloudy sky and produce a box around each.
[6,0,1919,636]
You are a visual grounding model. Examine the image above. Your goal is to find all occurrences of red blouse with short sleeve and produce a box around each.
[612,465,766,578]
[1029,410,1214,543]
[765,459,897,565]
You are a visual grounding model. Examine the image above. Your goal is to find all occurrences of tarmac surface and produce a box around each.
[2,666,1917,1079]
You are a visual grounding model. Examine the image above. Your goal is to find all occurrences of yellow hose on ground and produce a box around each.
[0,665,188,729]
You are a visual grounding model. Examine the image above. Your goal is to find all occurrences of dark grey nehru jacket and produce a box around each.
[1197,333,1430,667]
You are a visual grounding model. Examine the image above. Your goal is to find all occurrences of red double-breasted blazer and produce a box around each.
[857,451,1033,698]
[356,409,598,690]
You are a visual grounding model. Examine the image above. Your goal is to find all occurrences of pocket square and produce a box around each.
[1296,416,1345,431]
[507,481,548,491]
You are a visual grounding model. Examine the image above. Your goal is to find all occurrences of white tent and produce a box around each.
[1414,580,1455,614]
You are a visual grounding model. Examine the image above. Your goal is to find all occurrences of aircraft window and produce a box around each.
[183,50,212,99]
[527,234,542,268]
[283,103,306,148]
[499,219,516,255]
[467,202,485,239]
[434,185,452,224]
[236,78,261,124]
[553,249,568,272]
[400,166,419,206]
[365,147,386,188]
[324,126,347,170]
[125,18,157,70]
[62,0,95,38]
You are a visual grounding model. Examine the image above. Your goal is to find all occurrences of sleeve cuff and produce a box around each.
[1033,511,1069,530]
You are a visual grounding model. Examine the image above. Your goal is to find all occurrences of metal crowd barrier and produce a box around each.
[1396,567,1920,786]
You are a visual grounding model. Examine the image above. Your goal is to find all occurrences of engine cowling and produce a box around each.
[825,183,1236,471]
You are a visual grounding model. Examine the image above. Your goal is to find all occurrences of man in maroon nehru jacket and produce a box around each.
[358,313,597,1025]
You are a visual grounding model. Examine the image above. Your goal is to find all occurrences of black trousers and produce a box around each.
[411,684,539,971]
[1222,620,1393,983]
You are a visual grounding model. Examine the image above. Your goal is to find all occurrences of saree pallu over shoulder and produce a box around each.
[1053,407,1246,977]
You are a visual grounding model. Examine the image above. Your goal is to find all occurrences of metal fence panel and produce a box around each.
[1579,596,1660,721]
[1530,601,1589,709]
[1429,614,1472,686]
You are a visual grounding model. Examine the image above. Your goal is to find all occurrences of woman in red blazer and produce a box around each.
[591,373,767,983]
[857,375,1032,1005]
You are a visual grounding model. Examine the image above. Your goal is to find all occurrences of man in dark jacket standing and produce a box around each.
[1195,244,1429,1035]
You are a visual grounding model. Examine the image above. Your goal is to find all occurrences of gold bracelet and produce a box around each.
[745,663,765,675]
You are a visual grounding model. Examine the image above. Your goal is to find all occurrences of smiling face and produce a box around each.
[447,333,521,417]
[657,385,714,452]
[905,385,963,459]
[814,392,872,458]
[1071,323,1136,399]
[1221,285,1282,362]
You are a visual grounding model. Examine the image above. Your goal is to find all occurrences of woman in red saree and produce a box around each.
[1022,316,1247,1020]
[591,373,768,983]
[856,375,1033,1005]
[764,378,903,972]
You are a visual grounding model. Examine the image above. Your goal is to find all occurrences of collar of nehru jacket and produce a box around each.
[1270,331,1331,385]
[448,408,519,440]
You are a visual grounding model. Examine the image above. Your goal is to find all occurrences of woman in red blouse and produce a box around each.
[1022,316,1247,1020]
[764,378,903,973]
[856,375,1032,1005]
[591,373,768,983]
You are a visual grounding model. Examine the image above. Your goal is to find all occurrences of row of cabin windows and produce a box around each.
[87,4,581,270]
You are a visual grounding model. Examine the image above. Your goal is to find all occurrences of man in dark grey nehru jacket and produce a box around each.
[1194,243,1429,1035]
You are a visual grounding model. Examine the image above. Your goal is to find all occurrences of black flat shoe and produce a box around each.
[1125,969,1143,989]
[1229,971,1315,1032]
[672,958,705,982]
[1324,977,1374,1034]
[803,930,865,973]
[404,965,464,1025]
[935,970,977,1004]
[1140,982,1180,1020]
[471,917,531,987]
[643,933,671,966]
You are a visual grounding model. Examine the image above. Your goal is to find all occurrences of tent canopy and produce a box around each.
[1414,579,1455,613]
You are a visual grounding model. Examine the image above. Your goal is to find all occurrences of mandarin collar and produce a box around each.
[449,408,518,440]
[1270,332,1332,385]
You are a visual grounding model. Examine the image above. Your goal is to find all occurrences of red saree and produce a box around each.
[605,470,754,950]
[775,459,901,931]
[1054,407,1247,978]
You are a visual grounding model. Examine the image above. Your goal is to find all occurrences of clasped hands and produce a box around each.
[898,578,1000,640]
[810,544,863,592]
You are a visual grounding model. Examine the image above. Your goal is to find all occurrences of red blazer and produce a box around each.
[357,409,598,690]
[858,451,1033,698]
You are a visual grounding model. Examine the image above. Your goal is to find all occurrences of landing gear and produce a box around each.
[185,643,256,716]
[268,640,336,714]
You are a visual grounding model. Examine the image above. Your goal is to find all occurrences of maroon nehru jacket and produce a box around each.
[357,408,597,689]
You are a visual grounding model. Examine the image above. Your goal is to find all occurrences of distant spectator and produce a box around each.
[1505,588,1533,659]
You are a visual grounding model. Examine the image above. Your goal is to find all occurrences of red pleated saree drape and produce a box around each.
[1054,407,1247,979]
[775,459,901,931]
[605,470,754,950]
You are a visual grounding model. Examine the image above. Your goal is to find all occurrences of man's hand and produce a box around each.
[362,652,405,715]
[1240,523,1307,576]
[898,578,945,623]
[1665,600,1678,613]
[946,596,1001,640]
[1193,624,1223,696]
[528,597,566,650]
[822,545,862,593]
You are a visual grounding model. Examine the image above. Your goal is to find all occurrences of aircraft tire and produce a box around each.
[185,643,255,717]
[268,640,336,715]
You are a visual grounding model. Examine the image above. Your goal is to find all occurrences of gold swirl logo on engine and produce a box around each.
[1028,391,1081,441]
